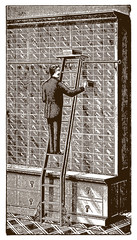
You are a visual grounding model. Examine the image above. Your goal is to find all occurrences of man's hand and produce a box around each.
[83,80,88,90]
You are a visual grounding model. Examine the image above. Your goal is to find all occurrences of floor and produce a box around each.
[6,212,131,235]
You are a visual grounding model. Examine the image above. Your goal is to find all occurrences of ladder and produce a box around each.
[40,52,86,225]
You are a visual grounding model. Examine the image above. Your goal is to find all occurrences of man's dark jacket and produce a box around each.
[42,77,84,119]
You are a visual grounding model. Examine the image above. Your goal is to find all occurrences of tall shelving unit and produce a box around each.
[7,11,131,226]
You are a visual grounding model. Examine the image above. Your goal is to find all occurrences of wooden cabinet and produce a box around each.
[7,166,130,226]
[77,182,106,218]
[7,169,41,216]
[6,10,131,226]
[41,172,129,226]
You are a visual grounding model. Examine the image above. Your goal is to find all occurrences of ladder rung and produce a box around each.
[42,183,59,187]
[61,71,78,73]
[46,153,64,156]
[56,54,85,58]
[44,210,59,213]
[45,168,61,172]
[44,195,60,198]
[63,105,71,108]
[42,201,59,205]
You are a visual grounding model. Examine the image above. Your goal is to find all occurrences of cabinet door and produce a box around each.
[18,191,40,208]
[17,174,40,191]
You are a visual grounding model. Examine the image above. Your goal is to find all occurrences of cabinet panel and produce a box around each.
[77,199,102,216]
[18,190,40,208]
[7,189,17,205]
[7,173,17,188]
[17,174,40,191]
[77,182,103,200]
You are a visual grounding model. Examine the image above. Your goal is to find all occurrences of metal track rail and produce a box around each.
[7,60,121,64]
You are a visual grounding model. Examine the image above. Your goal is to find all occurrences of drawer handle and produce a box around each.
[85,205,90,213]
[29,198,33,206]
[85,187,90,195]
[30,181,34,188]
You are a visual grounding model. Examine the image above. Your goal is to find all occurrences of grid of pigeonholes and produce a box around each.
[7,20,118,175]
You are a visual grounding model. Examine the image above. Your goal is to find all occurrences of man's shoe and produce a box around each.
[56,151,63,155]
[47,151,63,155]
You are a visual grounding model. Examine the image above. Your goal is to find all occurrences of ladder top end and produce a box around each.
[57,49,88,58]
[56,54,88,59]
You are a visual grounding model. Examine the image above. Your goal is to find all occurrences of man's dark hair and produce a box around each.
[49,65,59,76]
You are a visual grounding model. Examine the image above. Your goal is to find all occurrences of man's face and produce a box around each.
[53,67,60,79]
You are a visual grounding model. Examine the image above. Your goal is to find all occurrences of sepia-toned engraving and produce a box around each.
[6,5,131,235]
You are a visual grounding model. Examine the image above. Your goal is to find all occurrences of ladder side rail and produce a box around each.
[60,58,82,225]
[40,58,66,223]
[61,59,82,202]
[40,140,50,222]
[61,58,82,180]
[59,58,66,82]
[63,58,83,175]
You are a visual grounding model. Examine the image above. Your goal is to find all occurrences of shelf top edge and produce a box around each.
[7,164,117,182]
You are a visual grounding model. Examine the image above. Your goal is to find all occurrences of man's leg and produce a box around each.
[47,119,54,153]
[53,115,62,153]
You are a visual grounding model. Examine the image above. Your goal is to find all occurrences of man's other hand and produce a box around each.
[83,80,88,90]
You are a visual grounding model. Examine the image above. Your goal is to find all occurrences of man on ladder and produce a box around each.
[42,64,87,154]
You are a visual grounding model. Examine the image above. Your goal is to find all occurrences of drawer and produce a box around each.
[7,173,17,188]
[17,174,40,191]
[77,182,104,200]
[18,190,40,208]
[7,189,17,205]
[77,199,103,216]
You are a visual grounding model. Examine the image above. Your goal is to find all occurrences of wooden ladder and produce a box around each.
[40,53,86,225]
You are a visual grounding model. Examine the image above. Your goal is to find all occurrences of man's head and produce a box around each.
[49,65,60,79]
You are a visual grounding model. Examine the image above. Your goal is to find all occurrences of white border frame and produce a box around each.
[1,1,136,239]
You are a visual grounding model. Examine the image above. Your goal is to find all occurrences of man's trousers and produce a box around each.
[47,115,62,154]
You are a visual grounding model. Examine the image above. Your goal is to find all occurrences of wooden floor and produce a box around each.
[6,212,131,235]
